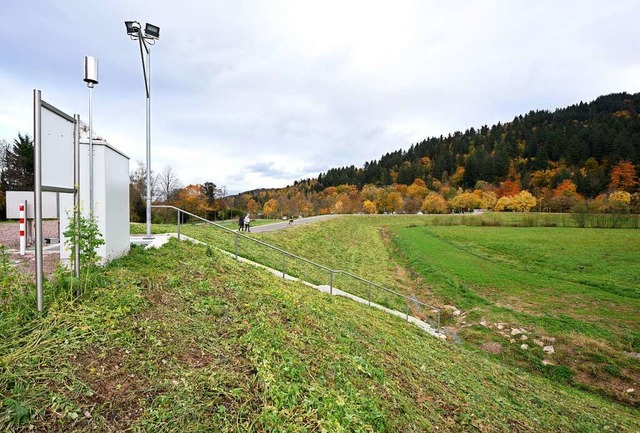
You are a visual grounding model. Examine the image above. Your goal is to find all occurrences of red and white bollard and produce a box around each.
[19,202,26,255]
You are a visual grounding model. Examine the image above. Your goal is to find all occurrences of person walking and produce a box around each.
[244,213,251,232]
[238,214,245,231]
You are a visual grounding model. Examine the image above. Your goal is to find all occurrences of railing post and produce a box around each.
[437,310,441,331]
[329,270,333,295]
[406,303,409,321]
[234,232,238,260]
[368,283,372,306]
[177,210,181,240]
[282,251,286,279]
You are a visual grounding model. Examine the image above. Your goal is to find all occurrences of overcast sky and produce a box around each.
[1,0,639,194]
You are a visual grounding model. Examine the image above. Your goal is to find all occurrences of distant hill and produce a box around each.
[227,93,639,217]
[313,92,639,196]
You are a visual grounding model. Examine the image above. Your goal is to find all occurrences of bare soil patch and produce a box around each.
[1,220,61,278]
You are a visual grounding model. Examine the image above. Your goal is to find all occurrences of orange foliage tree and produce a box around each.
[175,184,211,218]
[497,179,520,198]
[609,161,638,192]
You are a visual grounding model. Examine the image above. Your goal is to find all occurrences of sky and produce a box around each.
[1,0,639,194]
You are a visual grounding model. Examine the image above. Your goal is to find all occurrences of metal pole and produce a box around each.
[368,283,371,306]
[406,303,409,321]
[88,84,94,217]
[73,114,81,283]
[234,232,238,260]
[437,311,441,331]
[177,209,181,240]
[34,89,44,312]
[145,48,152,238]
[282,251,286,278]
[329,270,333,295]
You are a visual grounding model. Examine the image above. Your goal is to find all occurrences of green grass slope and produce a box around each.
[164,215,640,406]
[1,239,638,431]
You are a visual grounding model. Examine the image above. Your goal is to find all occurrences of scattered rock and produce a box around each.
[626,388,635,394]
[533,339,545,347]
[480,320,488,327]
[452,309,461,317]
[520,344,529,350]
[480,342,503,355]
[496,323,506,330]
[543,336,556,343]
[84,411,92,419]
[520,335,528,341]
[511,328,522,336]
[623,351,640,360]
[542,359,554,366]
[543,345,555,354]
[509,339,516,344]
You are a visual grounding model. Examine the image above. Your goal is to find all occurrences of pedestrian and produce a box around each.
[238,214,244,231]
[244,213,251,232]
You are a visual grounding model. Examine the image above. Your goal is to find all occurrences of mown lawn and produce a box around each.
[1,239,639,431]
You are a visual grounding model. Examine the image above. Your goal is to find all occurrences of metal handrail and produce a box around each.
[151,205,440,330]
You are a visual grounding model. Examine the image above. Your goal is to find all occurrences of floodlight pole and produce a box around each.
[126,21,158,239]
[145,48,152,238]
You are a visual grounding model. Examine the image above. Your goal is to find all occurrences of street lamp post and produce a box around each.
[125,20,160,238]
[83,56,98,217]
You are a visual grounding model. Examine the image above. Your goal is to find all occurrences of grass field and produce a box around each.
[161,214,639,406]
[2,239,639,431]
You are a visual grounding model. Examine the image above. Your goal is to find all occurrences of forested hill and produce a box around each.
[313,92,640,197]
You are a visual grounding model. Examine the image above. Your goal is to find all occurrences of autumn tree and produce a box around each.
[246,197,259,214]
[497,179,520,198]
[550,179,582,212]
[607,191,631,213]
[174,184,211,217]
[609,161,637,192]
[362,200,377,214]
[422,192,447,214]
[449,191,479,213]
[263,198,279,218]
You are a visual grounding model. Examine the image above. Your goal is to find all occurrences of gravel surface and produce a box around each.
[1,220,61,277]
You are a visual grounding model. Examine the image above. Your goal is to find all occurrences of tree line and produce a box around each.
[2,92,638,222]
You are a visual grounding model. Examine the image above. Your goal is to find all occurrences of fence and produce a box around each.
[151,205,440,330]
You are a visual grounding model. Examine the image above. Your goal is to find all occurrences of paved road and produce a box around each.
[249,215,339,233]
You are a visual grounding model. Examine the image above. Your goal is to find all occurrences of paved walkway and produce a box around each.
[249,215,339,233]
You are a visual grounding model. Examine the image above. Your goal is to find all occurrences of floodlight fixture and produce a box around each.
[144,23,160,39]
[125,20,141,36]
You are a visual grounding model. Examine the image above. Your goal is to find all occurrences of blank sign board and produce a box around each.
[41,101,75,189]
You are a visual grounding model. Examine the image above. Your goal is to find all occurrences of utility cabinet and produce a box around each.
[60,140,130,265]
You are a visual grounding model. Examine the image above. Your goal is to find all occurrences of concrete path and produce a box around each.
[248,215,339,233]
